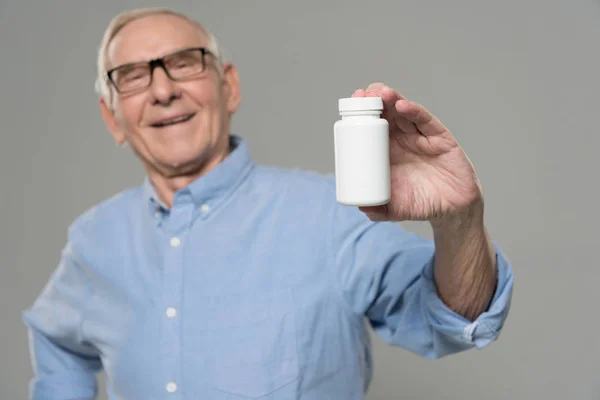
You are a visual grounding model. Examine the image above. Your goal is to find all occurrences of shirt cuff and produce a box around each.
[30,370,97,400]
[421,242,514,350]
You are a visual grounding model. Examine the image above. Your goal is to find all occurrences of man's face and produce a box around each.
[101,14,240,178]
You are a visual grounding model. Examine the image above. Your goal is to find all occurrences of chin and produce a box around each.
[159,150,210,175]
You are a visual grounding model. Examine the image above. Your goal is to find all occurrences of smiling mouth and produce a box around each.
[151,113,195,128]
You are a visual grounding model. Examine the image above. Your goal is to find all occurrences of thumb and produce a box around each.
[358,205,388,221]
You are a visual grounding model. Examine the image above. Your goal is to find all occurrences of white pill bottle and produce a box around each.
[334,96,391,206]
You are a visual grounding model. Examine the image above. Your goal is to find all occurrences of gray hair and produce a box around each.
[94,7,225,109]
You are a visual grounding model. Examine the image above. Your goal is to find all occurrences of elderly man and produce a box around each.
[23,7,514,400]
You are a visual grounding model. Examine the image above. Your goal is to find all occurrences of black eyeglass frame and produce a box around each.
[105,47,214,93]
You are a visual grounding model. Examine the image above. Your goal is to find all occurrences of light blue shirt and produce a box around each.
[23,135,514,400]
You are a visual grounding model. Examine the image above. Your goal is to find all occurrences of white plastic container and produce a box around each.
[334,96,390,206]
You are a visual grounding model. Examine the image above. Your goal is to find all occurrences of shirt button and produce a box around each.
[166,307,177,318]
[166,382,177,393]
[170,237,181,247]
[463,322,476,342]
[201,204,210,213]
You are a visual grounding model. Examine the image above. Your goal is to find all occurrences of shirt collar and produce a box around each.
[143,134,254,214]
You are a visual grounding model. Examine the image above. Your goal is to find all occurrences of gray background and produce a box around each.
[1,0,598,399]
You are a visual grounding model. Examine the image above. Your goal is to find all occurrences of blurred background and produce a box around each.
[1,0,599,399]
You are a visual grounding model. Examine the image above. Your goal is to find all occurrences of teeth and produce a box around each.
[155,114,191,127]
[169,116,188,123]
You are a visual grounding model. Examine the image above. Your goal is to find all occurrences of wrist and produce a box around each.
[430,198,485,236]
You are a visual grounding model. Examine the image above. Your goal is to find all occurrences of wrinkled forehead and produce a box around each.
[107,14,207,69]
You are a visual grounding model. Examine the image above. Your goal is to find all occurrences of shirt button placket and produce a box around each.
[160,197,193,398]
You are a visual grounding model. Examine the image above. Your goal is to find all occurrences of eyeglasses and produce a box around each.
[106,47,213,94]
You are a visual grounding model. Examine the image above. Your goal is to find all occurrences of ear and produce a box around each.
[221,63,241,115]
[100,97,126,145]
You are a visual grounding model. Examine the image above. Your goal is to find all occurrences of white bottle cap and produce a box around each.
[338,97,384,113]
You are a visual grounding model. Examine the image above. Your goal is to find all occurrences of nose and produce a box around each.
[149,67,181,105]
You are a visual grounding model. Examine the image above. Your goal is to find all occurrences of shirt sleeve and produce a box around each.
[22,237,102,400]
[330,201,514,359]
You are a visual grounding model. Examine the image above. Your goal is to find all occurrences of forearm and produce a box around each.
[430,200,497,321]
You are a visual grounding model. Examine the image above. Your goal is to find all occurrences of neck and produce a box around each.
[147,139,231,208]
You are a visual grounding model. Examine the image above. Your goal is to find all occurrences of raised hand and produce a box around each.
[352,83,483,224]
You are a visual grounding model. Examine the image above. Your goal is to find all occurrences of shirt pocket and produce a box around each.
[202,289,299,399]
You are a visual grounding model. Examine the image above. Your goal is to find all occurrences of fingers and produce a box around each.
[389,97,419,134]
[365,84,406,113]
[351,83,417,133]
[366,84,417,134]
[352,82,404,102]
[351,82,385,98]
[365,82,387,92]
[350,83,447,136]
[395,100,447,136]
